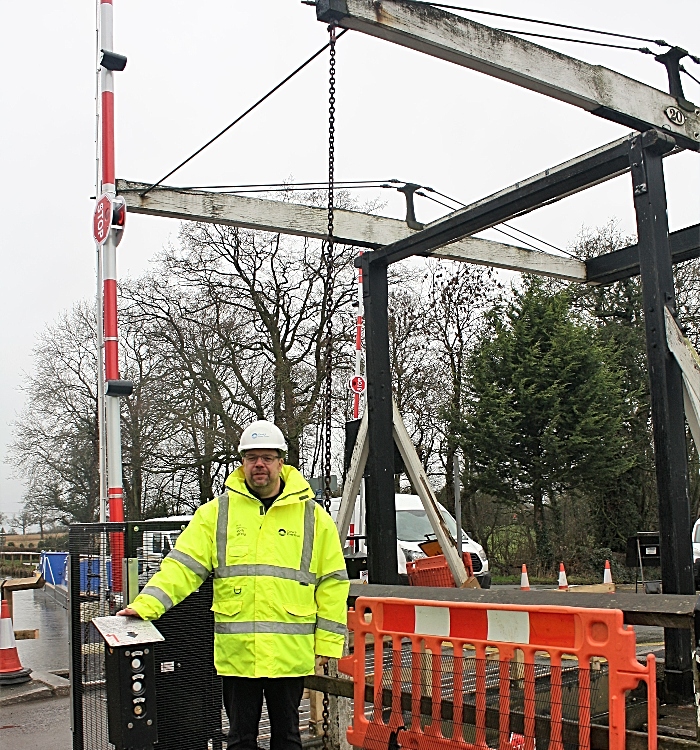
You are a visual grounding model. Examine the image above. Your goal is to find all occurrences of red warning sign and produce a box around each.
[349,375,366,394]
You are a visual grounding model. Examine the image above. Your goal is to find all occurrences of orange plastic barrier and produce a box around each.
[339,597,656,750]
[407,553,474,588]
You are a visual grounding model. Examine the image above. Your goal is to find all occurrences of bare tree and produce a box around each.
[11,510,33,536]
[161,222,357,469]
[23,483,60,539]
[421,261,502,503]
[8,302,101,523]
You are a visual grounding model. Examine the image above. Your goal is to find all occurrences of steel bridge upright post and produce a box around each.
[630,129,695,702]
[362,256,400,584]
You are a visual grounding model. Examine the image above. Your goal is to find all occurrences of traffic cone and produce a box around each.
[558,562,569,591]
[520,564,530,591]
[0,599,32,685]
[603,559,613,584]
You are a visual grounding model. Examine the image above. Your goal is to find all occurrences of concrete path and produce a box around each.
[0,696,71,750]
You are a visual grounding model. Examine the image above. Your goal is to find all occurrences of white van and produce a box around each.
[138,517,191,585]
[138,496,492,589]
[331,493,491,588]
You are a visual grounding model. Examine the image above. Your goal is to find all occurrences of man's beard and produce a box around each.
[251,473,271,487]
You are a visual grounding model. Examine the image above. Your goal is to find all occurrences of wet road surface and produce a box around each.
[12,588,69,673]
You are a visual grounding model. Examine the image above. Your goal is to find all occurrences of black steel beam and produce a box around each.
[69,530,85,750]
[586,224,700,285]
[363,136,640,267]
[362,257,400,584]
[630,129,695,702]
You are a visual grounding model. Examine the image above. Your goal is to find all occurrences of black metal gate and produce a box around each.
[69,521,223,750]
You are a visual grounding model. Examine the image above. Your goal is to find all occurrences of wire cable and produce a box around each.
[179,179,399,190]
[196,184,389,195]
[490,227,549,254]
[420,2,668,46]
[140,30,348,197]
[417,191,548,254]
[418,186,576,258]
[495,29,653,54]
[681,65,700,87]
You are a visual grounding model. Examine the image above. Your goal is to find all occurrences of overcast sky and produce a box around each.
[1,1,698,520]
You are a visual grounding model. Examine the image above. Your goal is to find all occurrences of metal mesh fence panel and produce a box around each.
[69,521,223,750]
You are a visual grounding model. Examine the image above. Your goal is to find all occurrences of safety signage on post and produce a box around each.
[349,375,366,395]
[93,193,112,245]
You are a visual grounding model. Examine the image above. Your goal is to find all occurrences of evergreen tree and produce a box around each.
[456,276,633,565]
[568,230,654,550]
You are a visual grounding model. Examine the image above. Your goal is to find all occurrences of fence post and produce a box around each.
[327,639,352,750]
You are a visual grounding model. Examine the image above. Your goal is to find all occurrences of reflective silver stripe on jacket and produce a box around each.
[300,499,315,573]
[316,617,347,636]
[166,549,211,581]
[215,494,316,583]
[216,492,229,569]
[141,585,173,612]
[215,621,315,635]
[214,564,316,585]
[316,568,349,584]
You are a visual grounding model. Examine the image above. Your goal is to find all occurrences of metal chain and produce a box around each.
[323,22,336,519]
[321,22,336,750]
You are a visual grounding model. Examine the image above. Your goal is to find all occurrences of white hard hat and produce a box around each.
[238,420,288,453]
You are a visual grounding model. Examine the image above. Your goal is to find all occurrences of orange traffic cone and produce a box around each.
[558,562,569,591]
[603,559,613,585]
[520,564,530,591]
[0,599,31,685]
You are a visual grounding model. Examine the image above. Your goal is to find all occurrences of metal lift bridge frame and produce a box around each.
[313,0,700,700]
[116,0,700,699]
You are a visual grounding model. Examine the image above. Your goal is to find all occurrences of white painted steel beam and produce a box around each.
[117,180,586,282]
[316,0,700,150]
[392,399,469,587]
[335,410,368,543]
[665,306,700,454]
[331,400,469,586]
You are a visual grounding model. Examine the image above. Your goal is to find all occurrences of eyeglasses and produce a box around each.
[243,454,281,465]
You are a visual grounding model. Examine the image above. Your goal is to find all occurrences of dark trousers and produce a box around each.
[222,676,305,750]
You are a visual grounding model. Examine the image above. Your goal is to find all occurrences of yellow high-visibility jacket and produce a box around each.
[130,465,349,677]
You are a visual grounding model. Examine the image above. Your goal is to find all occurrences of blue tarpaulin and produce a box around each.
[40,551,68,587]
[39,552,112,592]
[79,557,112,592]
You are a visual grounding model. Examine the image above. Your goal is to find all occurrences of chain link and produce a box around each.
[323,22,336,519]
[321,22,337,750]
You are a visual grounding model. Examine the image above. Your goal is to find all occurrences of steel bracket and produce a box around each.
[316,0,349,23]
[630,130,676,195]
[396,183,424,230]
[654,46,697,112]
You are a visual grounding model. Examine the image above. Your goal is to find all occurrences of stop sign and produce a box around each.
[349,375,366,394]
[93,194,112,245]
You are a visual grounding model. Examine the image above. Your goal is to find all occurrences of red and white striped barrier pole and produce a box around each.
[352,253,364,419]
[99,0,124,592]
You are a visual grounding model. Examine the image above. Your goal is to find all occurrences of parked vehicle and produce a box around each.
[138,517,190,586]
[331,493,491,588]
[137,496,492,589]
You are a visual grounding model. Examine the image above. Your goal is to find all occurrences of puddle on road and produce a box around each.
[12,588,69,673]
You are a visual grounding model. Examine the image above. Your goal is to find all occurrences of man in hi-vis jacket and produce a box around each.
[119,420,349,750]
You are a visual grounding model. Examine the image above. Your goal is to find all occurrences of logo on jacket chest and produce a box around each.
[278,528,300,538]
[236,525,247,537]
